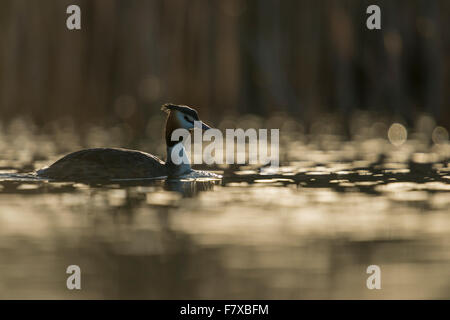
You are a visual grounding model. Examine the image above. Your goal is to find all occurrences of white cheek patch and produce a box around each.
[176,112,194,129]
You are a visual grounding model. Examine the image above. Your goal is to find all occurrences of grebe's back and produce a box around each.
[37,148,167,181]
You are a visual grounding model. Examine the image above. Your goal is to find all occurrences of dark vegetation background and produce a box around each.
[0,0,449,142]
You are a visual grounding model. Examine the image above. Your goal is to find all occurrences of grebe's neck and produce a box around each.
[164,112,193,177]
[166,142,192,177]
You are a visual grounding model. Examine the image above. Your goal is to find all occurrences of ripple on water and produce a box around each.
[0,135,450,299]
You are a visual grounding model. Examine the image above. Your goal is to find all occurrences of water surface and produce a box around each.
[0,120,449,299]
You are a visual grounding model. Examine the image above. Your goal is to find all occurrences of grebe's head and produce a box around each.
[161,103,212,146]
[161,103,211,131]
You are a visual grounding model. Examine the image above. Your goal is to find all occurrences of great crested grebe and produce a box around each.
[36,104,220,181]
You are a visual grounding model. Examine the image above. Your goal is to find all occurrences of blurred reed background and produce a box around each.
[0,0,449,142]
[1,1,450,300]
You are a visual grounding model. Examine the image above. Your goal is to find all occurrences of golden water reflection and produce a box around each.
[0,119,450,299]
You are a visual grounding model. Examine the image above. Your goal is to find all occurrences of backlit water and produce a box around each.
[0,117,450,299]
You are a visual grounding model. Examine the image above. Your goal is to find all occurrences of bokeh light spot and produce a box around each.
[432,126,449,145]
[388,123,407,146]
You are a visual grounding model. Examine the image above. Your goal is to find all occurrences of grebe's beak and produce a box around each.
[201,121,212,131]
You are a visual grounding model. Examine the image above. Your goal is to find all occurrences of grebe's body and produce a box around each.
[37,148,168,180]
[36,104,220,181]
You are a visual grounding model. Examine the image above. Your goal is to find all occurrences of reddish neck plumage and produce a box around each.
[164,112,192,176]
[165,112,184,147]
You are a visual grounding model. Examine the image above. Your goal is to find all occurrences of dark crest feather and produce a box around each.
[161,103,200,120]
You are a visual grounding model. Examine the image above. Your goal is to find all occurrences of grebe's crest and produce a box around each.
[161,103,200,120]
